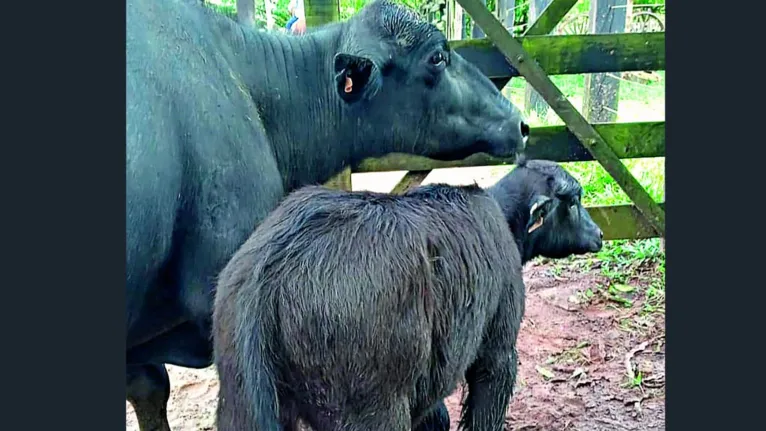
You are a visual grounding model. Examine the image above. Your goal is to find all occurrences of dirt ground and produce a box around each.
[126,259,665,431]
[127,169,665,430]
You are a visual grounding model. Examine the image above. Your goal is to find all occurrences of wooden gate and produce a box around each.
[314,0,666,241]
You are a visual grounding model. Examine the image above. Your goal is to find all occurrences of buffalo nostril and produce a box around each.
[599,230,604,239]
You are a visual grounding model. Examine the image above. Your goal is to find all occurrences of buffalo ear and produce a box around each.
[333,53,381,103]
[527,195,553,233]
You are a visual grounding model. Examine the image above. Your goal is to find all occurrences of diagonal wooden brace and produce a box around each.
[489,0,579,89]
[456,0,665,236]
[523,0,580,36]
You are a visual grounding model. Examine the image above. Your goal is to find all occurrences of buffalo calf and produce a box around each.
[213,157,603,431]
[214,183,523,431]
[487,156,603,264]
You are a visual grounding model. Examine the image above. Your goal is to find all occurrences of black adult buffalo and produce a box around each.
[126,0,528,429]
[212,157,603,431]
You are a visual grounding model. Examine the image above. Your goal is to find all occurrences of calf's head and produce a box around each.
[488,158,603,263]
[335,1,528,161]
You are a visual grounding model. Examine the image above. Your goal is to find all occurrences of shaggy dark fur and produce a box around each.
[214,184,524,430]
[213,158,603,431]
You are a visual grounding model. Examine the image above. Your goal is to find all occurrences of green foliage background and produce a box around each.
[204,0,664,32]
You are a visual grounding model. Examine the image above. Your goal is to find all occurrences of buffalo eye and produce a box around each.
[429,51,447,68]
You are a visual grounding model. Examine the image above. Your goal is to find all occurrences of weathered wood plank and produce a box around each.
[456,0,665,236]
[525,0,580,36]
[324,166,353,191]
[525,121,665,161]
[451,32,665,79]
[391,171,431,194]
[354,121,664,172]
[588,203,665,240]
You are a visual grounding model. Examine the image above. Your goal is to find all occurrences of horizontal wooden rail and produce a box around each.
[588,202,665,240]
[354,121,664,172]
[450,32,665,79]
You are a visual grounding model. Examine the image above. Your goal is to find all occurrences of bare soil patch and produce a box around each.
[127,258,665,430]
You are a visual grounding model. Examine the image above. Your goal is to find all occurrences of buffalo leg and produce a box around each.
[459,347,517,430]
[415,400,451,431]
[127,364,171,431]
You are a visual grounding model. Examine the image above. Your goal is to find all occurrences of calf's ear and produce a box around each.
[527,195,553,233]
[334,53,381,103]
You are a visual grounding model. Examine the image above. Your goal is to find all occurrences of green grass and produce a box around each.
[503,71,665,126]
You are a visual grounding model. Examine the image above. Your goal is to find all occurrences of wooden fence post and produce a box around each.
[524,0,552,121]
[446,0,465,41]
[583,0,627,123]
[305,0,349,190]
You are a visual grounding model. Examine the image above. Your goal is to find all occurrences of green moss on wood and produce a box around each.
[454,0,665,236]
[324,166,352,190]
[391,171,431,194]
[354,121,664,172]
[450,32,665,77]
[588,203,666,240]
